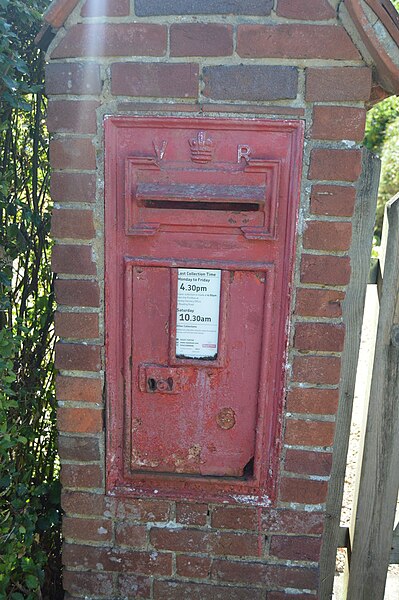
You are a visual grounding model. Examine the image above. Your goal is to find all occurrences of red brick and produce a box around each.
[59,435,101,461]
[261,508,324,534]
[176,554,212,578]
[55,312,99,340]
[150,527,208,553]
[300,254,351,286]
[57,375,102,403]
[111,63,199,98]
[63,571,114,597]
[211,531,261,557]
[51,172,96,203]
[310,185,356,217]
[115,522,147,547]
[277,0,335,19]
[135,0,274,16]
[52,24,166,59]
[81,0,130,16]
[45,63,102,95]
[203,65,298,101]
[117,573,151,599]
[55,279,100,308]
[170,23,233,56]
[58,407,103,434]
[50,138,96,171]
[287,387,339,415]
[280,477,328,504]
[61,490,112,516]
[306,67,372,101]
[285,419,335,447]
[295,288,345,318]
[304,220,352,252]
[294,322,345,352]
[292,355,341,385]
[61,464,103,488]
[154,580,264,600]
[63,543,172,575]
[52,245,96,276]
[47,100,99,134]
[237,24,360,60]
[270,534,322,561]
[309,148,362,182]
[115,498,172,522]
[55,342,101,372]
[63,516,112,542]
[212,559,318,589]
[211,506,258,530]
[52,209,95,241]
[312,106,366,142]
[285,448,333,476]
[176,502,208,526]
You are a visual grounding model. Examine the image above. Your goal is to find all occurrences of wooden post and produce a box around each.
[347,193,399,599]
[319,149,380,599]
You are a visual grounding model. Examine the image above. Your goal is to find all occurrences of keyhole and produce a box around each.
[147,377,157,392]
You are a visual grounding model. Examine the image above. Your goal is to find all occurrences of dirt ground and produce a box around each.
[332,285,399,599]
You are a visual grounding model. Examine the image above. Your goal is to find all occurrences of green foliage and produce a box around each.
[364,95,399,156]
[375,115,399,237]
[0,0,60,598]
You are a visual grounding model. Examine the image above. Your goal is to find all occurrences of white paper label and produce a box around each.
[176,269,221,360]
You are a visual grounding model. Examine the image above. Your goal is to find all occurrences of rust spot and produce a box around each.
[216,407,236,430]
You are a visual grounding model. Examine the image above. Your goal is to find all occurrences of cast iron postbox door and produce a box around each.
[105,117,304,501]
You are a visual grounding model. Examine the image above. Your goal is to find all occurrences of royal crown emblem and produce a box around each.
[189,131,214,163]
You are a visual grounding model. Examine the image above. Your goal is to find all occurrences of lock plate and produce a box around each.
[138,364,183,394]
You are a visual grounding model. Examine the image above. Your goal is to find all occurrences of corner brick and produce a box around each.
[55,312,99,340]
[306,67,372,101]
[176,555,212,579]
[295,288,345,318]
[261,508,324,534]
[115,523,147,548]
[115,498,172,522]
[51,209,95,240]
[292,355,341,385]
[45,63,102,96]
[135,0,274,16]
[311,106,366,142]
[81,0,130,16]
[309,148,362,182]
[61,490,111,516]
[52,245,96,276]
[176,502,208,526]
[300,254,351,286]
[294,322,345,352]
[287,387,339,416]
[58,435,101,462]
[211,559,319,590]
[153,580,264,600]
[57,375,102,403]
[304,220,352,252]
[203,65,298,101]
[170,23,233,57]
[270,534,322,562]
[277,0,335,20]
[51,172,96,204]
[63,543,172,575]
[55,342,101,371]
[285,448,333,476]
[211,506,258,530]
[63,571,114,597]
[237,25,360,60]
[50,138,96,171]
[51,24,167,59]
[285,419,335,447]
[63,516,112,542]
[280,477,328,504]
[111,62,199,98]
[58,406,103,434]
[55,279,100,308]
[310,184,356,217]
[47,100,99,134]
[61,464,103,488]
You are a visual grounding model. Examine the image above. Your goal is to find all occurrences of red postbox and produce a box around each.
[105,117,303,503]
